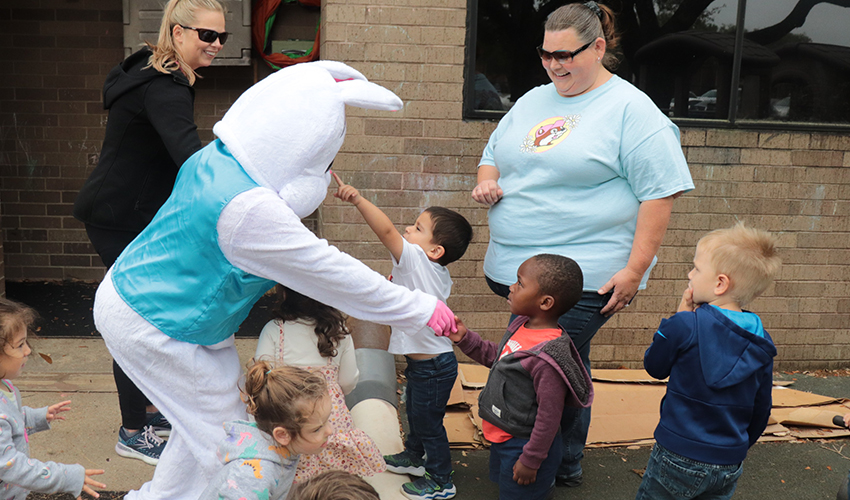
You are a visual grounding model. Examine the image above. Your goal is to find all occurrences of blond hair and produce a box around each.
[147,0,226,85]
[289,470,379,500]
[242,360,327,440]
[697,222,781,307]
[0,298,37,354]
[544,2,620,70]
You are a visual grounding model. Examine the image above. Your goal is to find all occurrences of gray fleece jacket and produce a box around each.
[0,381,85,500]
[199,420,300,500]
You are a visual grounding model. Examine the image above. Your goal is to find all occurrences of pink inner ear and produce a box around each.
[334,78,355,83]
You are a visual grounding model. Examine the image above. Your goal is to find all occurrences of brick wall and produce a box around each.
[1,0,848,369]
[0,0,254,282]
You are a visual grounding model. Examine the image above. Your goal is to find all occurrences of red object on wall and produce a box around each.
[252,0,321,70]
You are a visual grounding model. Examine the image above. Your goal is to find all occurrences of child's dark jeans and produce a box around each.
[488,432,562,500]
[635,443,744,500]
[403,351,458,482]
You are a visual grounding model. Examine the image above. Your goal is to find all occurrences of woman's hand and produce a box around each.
[471,179,503,206]
[46,400,72,422]
[598,267,642,316]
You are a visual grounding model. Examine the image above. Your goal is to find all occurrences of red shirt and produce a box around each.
[482,324,561,443]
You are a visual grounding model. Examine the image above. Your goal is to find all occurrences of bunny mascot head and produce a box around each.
[93,61,450,500]
[214,61,402,217]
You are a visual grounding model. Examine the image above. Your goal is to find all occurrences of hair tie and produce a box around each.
[583,1,603,20]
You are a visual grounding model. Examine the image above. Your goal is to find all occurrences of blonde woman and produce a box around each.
[74,0,227,466]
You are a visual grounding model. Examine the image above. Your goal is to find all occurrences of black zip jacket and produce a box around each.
[74,48,201,232]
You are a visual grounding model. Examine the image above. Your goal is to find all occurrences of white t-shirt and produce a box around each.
[255,318,360,394]
[388,239,454,355]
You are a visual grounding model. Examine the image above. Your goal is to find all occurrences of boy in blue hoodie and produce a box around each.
[636,223,781,500]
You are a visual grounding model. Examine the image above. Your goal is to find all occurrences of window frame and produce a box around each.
[462,0,850,131]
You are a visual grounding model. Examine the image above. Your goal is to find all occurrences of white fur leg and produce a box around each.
[95,271,248,500]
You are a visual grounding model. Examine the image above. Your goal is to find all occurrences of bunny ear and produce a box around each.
[308,60,368,82]
[337,79,403,111]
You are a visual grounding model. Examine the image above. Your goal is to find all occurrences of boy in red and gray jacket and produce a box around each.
[449,254,592,500]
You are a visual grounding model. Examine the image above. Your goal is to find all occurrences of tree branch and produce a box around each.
[746,0,850,45]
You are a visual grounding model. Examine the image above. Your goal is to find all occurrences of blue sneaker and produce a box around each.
[146,411,171,438]
[384,449,426,477]
[115,426,166,465]
[401,472,456,500]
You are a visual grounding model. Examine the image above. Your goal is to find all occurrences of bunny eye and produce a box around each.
[325,161,334,173]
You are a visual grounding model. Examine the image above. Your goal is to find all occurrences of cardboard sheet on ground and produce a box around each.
[445,367,850,449]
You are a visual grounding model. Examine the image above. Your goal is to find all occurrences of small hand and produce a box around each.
[678,286,696,312]
[471,179,503,206]
[447,315,468,343]
[331,171,361,204]
[843,412,850,429]
[79,469,105,499]
[598,267,642,316]
[512,459,537,486]
[427,301,457,336]
[46,400,72,422]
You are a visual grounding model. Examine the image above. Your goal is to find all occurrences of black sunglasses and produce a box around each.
[536,41,593,64]
[179,25,229,45]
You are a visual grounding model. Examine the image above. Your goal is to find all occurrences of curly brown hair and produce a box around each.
[270,285,350,359]
[242,360,327,440]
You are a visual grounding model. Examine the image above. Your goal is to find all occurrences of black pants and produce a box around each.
[86,224,152,430]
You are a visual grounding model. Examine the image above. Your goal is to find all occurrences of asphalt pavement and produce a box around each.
[17,337,850,500]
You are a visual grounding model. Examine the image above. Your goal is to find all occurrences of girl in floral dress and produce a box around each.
[255,285,386,482]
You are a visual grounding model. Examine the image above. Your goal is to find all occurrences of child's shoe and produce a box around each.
[115,425,166,465]
[146,411,172,437]
[401,472,456,500]
[384,449,426,476]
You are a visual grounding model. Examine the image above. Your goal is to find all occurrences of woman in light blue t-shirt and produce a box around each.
[471,1,694,489]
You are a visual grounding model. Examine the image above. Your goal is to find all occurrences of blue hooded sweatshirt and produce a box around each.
[644,305,776,465]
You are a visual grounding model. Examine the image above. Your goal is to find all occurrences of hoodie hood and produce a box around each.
[216,420,293,467]
[103,48,191,109]
[212,61,403,218]
[697,305,777,389]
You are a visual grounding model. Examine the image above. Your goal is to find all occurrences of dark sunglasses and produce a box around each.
[536,41,593,64]
[179,25,229,45]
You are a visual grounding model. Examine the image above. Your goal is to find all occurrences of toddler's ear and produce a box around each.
[272,427,292,447]
[715,274,731,296]
[428,245,446,261]
[539,295,555,312]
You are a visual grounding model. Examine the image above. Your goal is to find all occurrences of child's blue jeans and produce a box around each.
[403,351,458,482]
[489,433,562,500]
[635,444,744,500]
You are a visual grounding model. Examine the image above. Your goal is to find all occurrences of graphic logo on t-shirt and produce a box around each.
[520,115,580,153]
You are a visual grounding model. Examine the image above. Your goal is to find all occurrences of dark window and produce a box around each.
[464,0,850,129]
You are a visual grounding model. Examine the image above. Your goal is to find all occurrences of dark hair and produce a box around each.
[0,298,37,353]
[242,360,327,439]
[544,2,620,70]
[424,206,473,266]
[271,285,349,358]
[531,254,584,316]
[289,470,379,500]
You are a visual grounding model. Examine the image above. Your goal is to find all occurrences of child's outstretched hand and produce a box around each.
[331,171,361,205]
[46,400,72,422]
[677,286,696,313]
[78,469,105,499]
[447,315,467,343]
[512,459,537,485]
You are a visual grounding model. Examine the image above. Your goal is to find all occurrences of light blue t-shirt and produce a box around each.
[479,75,694,290]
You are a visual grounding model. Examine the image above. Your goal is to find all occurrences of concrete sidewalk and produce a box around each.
[18,337,850,499]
